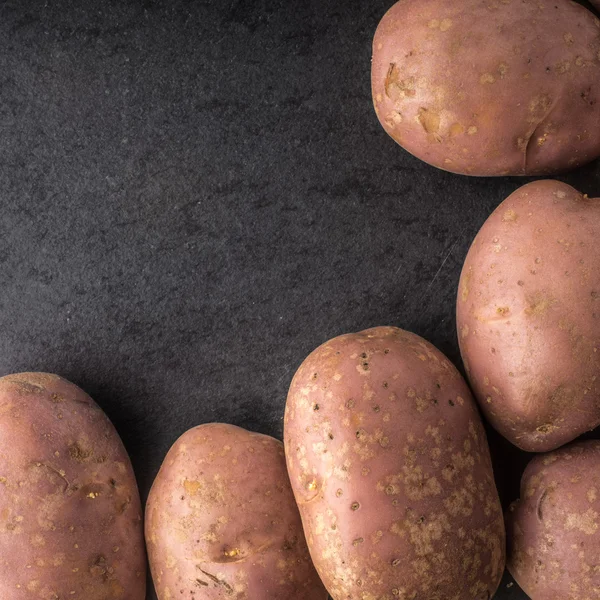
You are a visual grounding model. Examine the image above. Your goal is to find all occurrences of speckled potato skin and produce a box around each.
[0,372,146,600]
[507,440,600,599]
[457,180,600,452]
[371,0,600,176]
[145,423,328,600]
[284,326,505,600]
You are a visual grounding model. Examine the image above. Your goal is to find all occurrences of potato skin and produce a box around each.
[457,180,600,452]
[371,0,600,176]
[507,440,600,599]
[145,423,328,600]
[284,326,505,600]
[0,372,145,600]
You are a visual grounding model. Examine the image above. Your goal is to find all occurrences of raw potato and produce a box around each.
[0,372,145,599]
[284,326,505,600]
[145,423,328,600]
[457,180,600,452]
[372,0,600,176]
[507,440,600,599]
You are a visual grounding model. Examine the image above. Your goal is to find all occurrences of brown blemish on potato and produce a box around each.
[196,568,234,593]
[450,123,465,137]
[565,509,599,535]
[428,18,453,31]
[461,268,472,302]
[222,546,241,559]
[385,111,404,129]
[536,423,558,435]
[417,108,441,136]
[480,73,496,84]
[183,479,202,495]
[69,442,92,461]
[525,293,554,316]
[385,64,416,100]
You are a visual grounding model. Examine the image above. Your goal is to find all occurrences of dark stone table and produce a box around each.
[1,1,598,598]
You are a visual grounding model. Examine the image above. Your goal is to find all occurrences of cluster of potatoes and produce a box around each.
[1,1,599,599]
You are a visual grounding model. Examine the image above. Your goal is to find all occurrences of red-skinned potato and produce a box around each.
[0,372,146,600]
[284,326,505,600]
[372,0,600,176]
[507,440,600,599]
[457,180,600,452]
[145,423,328,600]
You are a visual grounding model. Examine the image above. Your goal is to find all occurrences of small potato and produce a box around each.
[285,326,505,600]
[372,0,600,176]
[457,180,600,452]
[507,440,600,599]
[0,372,146,600]
[145,423,327,600]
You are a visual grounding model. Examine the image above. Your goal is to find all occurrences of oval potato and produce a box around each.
[145,423,328,600]
[372,0,600,176]
[507,440,600,599]
[457,180,600,452]
[285,326,505,600]
[0,372,146,600]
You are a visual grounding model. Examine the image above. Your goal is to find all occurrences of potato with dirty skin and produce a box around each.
[507,440,600,599]
[457,180,600,452]
[145,423,328,600]
[372,0,600,176]
[0,372,146,600]
[284,326,505,600]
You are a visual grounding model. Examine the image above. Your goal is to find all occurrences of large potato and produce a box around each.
[457,180,600,452]
[507,440,600,599]
[372,0,600,176]
[0,372,145,599]
[284,326,505,600]
[145,423,327,600]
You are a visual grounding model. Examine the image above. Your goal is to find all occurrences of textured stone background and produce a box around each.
[0,1,599,597]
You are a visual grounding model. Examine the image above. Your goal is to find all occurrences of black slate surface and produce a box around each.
[1,1,599,598]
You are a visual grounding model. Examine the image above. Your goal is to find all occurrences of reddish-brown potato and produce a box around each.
[145,423,327,600]
[0,372,145,600]
[372,0,600,176]
[507,440,600,599]
[457,180,600,452]
[285,326,505,600]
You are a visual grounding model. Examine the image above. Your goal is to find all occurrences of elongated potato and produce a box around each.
[457,180,600,452]
[285,326,505,600]
[0,372,146,600]
[372,0,600,176]
[507,440,600,599]
[145,423,328,600]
